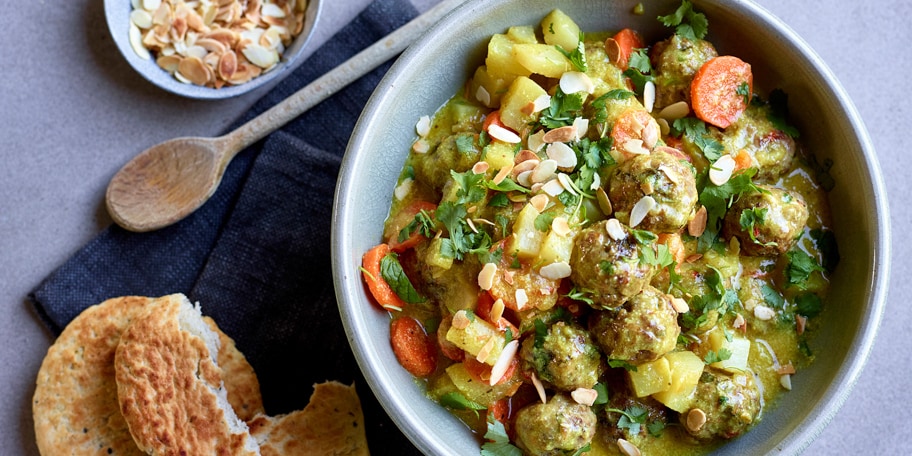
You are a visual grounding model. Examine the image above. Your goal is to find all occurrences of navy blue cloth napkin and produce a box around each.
[30,0,423,453]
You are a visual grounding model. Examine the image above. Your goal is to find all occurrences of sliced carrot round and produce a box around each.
[361,244,407,311]
[390,316,438,377]
[690,55,753,129]
[607,28,645,71]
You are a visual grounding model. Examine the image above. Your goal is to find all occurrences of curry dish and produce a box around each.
[361,2,837,454]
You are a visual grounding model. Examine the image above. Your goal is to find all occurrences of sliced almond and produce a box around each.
[597,188,613,216]
[629,195,656,228]
[451,310,471,329]
[559,71,594,94]
[542,126,576,143]
[572,117,589,139]
[531,159,558,184]
[177,56,211,85]
[529,194,549,213]
[686,408,707,432]
[412,139,429,154]
[488,124,521,144]
[531,372,547,404]
[532,94,551,112]
[671,297,689,313]
[217,49,238,80]
[754,305,776,321]
[617,439,641,456]
[546,142,577,169]
[551,217,571,236]
[709,154,737,186]
[622,138,650,156]
[539,262,571,280]
[527,130,546,152]
[492,164,513,185]
[472,161,490,175]
[658,101,690,121]
[541,178,565,197]
[688,206,708,237]
[643,80,656,113]
[415,115,431,137]
[606,218,627,241]
[515,289,529,310]
[478,263,497,291]
[489,340,519,385]
[780,374,792,390]
[475,85,492,106]
[571,388,598,406]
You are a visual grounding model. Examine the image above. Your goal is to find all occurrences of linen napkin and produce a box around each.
[29,0,424,453]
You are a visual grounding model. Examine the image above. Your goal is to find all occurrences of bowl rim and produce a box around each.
[104,0,324,100]
[333,0,890,454]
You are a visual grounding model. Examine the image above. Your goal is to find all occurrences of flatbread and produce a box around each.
[114,294,259,455]
[249,381,370,456]
[32,295,264,455]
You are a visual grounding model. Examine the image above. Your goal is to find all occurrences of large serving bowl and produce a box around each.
[333,0,890,454]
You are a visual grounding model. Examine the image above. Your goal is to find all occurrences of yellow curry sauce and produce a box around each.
[364,4,836,455]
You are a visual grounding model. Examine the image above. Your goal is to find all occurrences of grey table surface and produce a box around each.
[1,0,907,454]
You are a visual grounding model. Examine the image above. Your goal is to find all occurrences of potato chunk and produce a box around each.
[541,9,581,52]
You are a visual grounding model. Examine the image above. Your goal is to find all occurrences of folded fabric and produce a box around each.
[30,0,423,453]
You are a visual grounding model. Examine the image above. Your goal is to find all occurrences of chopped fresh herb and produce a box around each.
[565,286,596,306]
[647,421,666,438]
[785,249,825,288]
[593,382,609,405]
[628,48,653,74]
[534,213,555,232]
[608,405,649,435]
[504,327,514,343]
[533,319,548,348]
[486,177,529,194]
[795,292,823,318]
[736,81,751,105]
[609,359,639,372]
[682,267,740,331]
[805,152,836,192]
[439,392,485,417]
[761,284,785,308]
[380,253,426,304]
[398,208,436,243]
[811,228,840,273]
[740,207,777,247]
[697,168,762,253]
[766,89,800,138]
[495,214,510,238]
[630,229,658,244]
[657,0,709,40]
[481,416,522,456]
[599,260,615,274]
[478,130,491,148]
[404,165,415,180]
[475,247,503,267]
[640,243,675,268]
[488,193,509,208]
[673,117,723,161]
[556,33,588,72]
[450,170,487,204]
[539,87,585,129]
[455,133,478,156]
[569,444,592,456]
[623,67,654,95]
[704,348,732,364]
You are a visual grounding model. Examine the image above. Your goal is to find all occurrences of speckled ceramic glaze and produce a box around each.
[105,0,322,99]
[333,0,890,454]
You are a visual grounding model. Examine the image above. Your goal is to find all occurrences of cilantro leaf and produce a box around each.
[657,0,709,40]
[785,250,825,288]
[704,348,732,364]
[455,133,478,156]
[539,88,585,129]
[673,117,723,161]
[736,81,751,106]
[739,207,777,247]
[564,286,596,306]
[697,168,762,253]
[555,33,588,72]
[380,253,426,304]
[627,48,653,74]
[398,208,436,243]
[647,421,666,438]
[486,177,529,194]
[640,243,674,268]
[608,405,648,435]
[761,284,785,308]
[795,292,823,318]
[593,382,609,405]
[481,417,522,456]
[450,170,487,204]
[439,392,485,417]
[488,193,509,208]
[534,213,554,232]
[623,67,654,95]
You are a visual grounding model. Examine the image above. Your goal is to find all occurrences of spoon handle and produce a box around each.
[220,0,467,157]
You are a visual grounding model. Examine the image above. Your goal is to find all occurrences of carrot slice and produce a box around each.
[482,110,507,133]
[390,316,438,377]
[387,200,437,252]
[690,55,753,128]
[732,149,753,171]
[607,28,645,70]
[610,108,655,160]
[361,244,407,311]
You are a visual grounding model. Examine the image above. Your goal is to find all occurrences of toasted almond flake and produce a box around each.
[513,149,538,164]
[516,170,533,187]
[475,85,491,106]
[597,188,613,216]
[185,45,208,60]
[416,115,431,137]
[488,124,522,143]
[546,142,577,169]
[573,117,589,140]
[530,194,549,213]
[478,263,498,291]
[476,337,496,364]
[515,289,529,310]
[622,138,650,156]
[686,253,703,263]
[688,205,708,237]
[557,173,578,196]
[657,117,671,136]
[709,154,737,185]
[754,305,776,321]
[643,80,656,113]
[472,161,490,175]
[658,164,680,185]
[540,262,571,280]
[780,374,792,390]
[617,439,641,456]
[503,270,515,285]
[541,178,565,197]
[242,43,278,68]
[559,71,594,94]
[640,180,654,196]
[217,50,238,80]
[492,164,513,185]
[489,340,519,385]
[589,172,601,191]
[142,0,162,12]
[412,139,430,154]
[629,195,656,228]
[129,23,151,59]
[520,101,538,116]
[733,313,746,329]
[491,298,505,322]
[451,310,470,329]
[641,120,659,149]
[571,388,598,406]
[551,217,571,236]
[606,218,627,241]
[131,9,154,29]
[777,362,796,375]
[542,126,576,143]
[532,94,552,112]
[156,54,181,72]
[177,56,211,85]
[262,2,286,18]
[671,297,689,313]
[531,159,558,183]
[531,372,547,404]
[394,177,413,201]
[796,315,807,335]
[658,101,691,121]
[527,130,546,152]
[605,37,621,63]
[686,409,707,432]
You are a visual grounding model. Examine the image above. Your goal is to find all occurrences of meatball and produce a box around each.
[722,185,809,257]
[520,321,603,391]
[650,34,718,109]
[609,150,698,233]
[680,369,762,441]
[719,103,798,181]
[412,132,482,191]
[589,285,680,364]
[569,220,655,309]
[514,394,598,456]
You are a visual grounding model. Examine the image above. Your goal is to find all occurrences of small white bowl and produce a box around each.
[334,0,890,454]
[105,0,322,99]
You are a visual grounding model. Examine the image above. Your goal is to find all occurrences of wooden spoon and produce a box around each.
[106,0,465,232]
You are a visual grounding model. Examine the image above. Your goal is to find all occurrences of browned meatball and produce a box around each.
[588,285,680,364]
[650,34,718,109]
[721,185,808,257]
[719,103,799,182]
[520,321,603,391]
[609,150,698,233]
[569,220,655,309]
[680,368,762,441]
[514,394,598,456]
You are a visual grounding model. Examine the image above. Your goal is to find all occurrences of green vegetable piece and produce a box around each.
[657,0,709,40]
[481,416,522,456]
[380,253,426,304]
[785,249,825,288]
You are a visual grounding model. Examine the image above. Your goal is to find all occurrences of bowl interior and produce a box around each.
[104,0,322,99]
[334,0,889,454]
